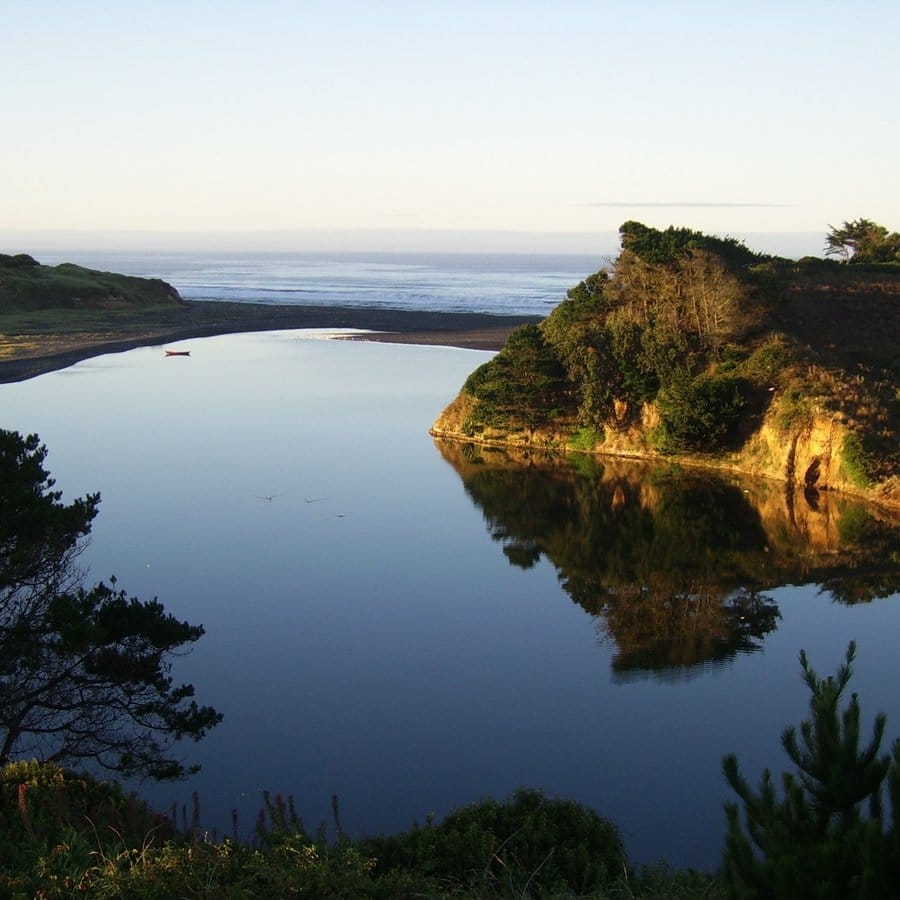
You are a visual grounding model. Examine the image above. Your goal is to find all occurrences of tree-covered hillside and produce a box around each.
[433,222,900,508]
[0,253,183,310]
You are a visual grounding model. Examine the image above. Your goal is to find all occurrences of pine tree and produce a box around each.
[722,642,900,898]
[0,429,221,779]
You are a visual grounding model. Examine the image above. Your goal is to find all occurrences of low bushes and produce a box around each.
[0,770,718,897]
[360,788,625,896]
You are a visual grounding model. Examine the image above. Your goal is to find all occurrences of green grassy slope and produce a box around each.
[0,253,183,311]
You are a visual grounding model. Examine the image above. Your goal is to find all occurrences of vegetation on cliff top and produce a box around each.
[437,221,900,503]
[0,253,183,311]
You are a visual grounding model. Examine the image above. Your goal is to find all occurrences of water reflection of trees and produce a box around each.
[594,585,780,681]
[435,441,900,681]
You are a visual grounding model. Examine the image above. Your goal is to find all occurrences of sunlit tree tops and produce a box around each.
[825,218,900,263]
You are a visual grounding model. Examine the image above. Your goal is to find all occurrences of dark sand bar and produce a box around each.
[0,301,540,384]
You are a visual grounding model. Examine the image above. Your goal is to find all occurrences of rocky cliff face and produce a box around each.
[729,407,898,510]
[431,395,900,511]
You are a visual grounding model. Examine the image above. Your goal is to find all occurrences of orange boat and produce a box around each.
[164,350,191,357]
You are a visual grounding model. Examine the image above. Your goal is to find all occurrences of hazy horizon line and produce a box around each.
[2,226,825,258]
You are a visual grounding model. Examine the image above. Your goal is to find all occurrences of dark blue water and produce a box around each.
[2,331,898,871]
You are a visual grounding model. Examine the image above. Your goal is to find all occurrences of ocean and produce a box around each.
[34,250,607,318]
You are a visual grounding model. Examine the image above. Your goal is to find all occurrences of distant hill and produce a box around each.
[432,222,900,510]
[0,253,183,310]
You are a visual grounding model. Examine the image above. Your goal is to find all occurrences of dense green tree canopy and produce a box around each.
[545,224,757,450]
[825,218,900,263]
[462,323,568,429]
[618,220,761,269]
[0,430,220,779]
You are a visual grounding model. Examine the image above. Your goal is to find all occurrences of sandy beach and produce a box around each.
[0,300,540,384]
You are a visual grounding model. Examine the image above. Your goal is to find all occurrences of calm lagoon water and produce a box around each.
[2,331,899,871]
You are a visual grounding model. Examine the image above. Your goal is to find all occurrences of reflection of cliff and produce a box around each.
[435,440,900,680]
[595,585,780,681]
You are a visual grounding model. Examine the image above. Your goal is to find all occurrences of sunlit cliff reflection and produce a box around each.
[434,440,900,682]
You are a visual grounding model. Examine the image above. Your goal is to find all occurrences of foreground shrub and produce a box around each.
[0,761,173,868]
[0,761,179,896]
[723,642,900,897]
[0,766,726,896]
[361,788,625,896]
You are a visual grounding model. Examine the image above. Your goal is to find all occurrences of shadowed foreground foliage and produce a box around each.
[0,772,721,898]
[723,642,900,898]
[358,788,624,895]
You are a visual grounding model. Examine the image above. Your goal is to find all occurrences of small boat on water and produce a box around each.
[165,350,191,357]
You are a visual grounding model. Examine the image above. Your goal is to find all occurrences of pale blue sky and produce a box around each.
[3,1,898,253]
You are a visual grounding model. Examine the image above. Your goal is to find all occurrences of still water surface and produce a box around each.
[2,331,898,871]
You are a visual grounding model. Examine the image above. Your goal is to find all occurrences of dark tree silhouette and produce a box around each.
[723,642,900,896]
[0,430,220,779]
[825,218,900,263]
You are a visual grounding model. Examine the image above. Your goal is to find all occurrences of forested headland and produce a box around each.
[432,221,900,510]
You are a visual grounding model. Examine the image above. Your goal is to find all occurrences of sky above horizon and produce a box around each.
[3,1,898,254]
